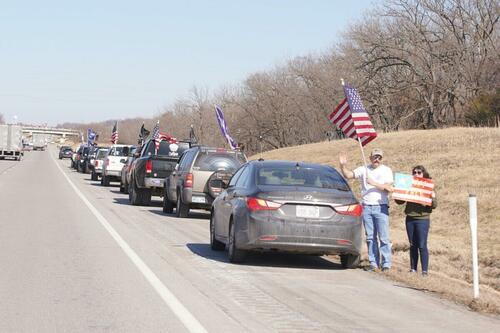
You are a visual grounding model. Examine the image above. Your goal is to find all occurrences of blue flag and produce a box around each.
[87,129,97,145]
[215,105,238,150]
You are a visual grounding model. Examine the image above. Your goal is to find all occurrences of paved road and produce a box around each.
[0,148,499,333]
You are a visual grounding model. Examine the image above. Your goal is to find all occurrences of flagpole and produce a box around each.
[342,78,369,184]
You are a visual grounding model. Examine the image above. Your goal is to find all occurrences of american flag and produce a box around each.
[152,121,161,149]
[215,105,238,150]
[328,84,377,146]
[392,173,435,206]
[111,122,118,144]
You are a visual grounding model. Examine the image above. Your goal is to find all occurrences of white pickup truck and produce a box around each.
[101,144,134,186]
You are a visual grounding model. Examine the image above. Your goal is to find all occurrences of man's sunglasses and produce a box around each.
[371,155,382,161]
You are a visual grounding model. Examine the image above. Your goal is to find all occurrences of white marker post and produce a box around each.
[468,194,479,299]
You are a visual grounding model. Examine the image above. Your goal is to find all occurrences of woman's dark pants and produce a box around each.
[405,217,430,272]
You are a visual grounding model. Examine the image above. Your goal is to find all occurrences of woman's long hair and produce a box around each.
[413,165,431,179]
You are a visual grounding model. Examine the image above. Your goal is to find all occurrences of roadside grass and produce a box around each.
[251,127,500,314]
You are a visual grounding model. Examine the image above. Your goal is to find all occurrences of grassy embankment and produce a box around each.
[252,127,500,314]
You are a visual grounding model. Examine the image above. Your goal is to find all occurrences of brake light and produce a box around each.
[334,204,363,216]
[146,159,153,174]
[247,197,282,212]
[95,160,99,167]
[184,173,193,188]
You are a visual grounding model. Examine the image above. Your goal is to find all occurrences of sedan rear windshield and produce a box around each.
[257,166,349,190]
[194,152,246,172]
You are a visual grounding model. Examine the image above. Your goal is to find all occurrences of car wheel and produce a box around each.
[162,190,174,214]
[340,254,360,269]
[103,175,110,186]
[123,180,129,194]
[119,181,125,193]
[228,220,246,263]
[210,213,225,251]
[142,189,152,206]
[91,171,98,181]
[175,190,189,218]
[128,181,134,204]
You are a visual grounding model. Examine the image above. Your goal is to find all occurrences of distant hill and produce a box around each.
[253,127,500,314]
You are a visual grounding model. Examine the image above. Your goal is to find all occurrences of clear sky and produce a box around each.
[0,0,373,126]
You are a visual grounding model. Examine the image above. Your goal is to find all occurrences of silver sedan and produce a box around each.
[210,160,363,267]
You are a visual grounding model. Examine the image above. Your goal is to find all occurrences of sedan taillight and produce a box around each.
[334,204,363,216]
[247,197,282,212]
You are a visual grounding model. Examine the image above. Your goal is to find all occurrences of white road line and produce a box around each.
[51,154,207,333]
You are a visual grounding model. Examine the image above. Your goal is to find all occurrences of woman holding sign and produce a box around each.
[394,165,437,276]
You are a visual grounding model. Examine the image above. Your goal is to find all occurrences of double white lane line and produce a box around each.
[52,154,207,333]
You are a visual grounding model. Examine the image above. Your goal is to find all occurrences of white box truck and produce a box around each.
[32,133,47,151]
[0,124,23,161]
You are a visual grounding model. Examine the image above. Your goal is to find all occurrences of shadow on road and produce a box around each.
[186,243,343,270]
[113,198,130,205]
[147,209,210,220]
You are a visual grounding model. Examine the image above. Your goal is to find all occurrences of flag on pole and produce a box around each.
[152,120,161,149]
[111,122,118,144]
[328,84,377,146]
[215,105,238,150]
[392,173,435,206]
[139,123,150,144]
[87,129,97,146]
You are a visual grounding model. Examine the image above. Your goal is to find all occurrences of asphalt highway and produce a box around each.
[0,148,499,332]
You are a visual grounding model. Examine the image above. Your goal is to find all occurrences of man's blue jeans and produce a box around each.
[362,204,391,268]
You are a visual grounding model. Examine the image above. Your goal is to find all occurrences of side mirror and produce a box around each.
[174,164,179,171]
[120,159,126,163]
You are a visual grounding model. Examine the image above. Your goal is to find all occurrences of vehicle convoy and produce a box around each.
[0,124,23,161]
[91,148,109,181]
[32,133,47,151]
[210,160,363,266]
[128,136,190,206]
[101,145,134,186]
[119,146,138,193]
[58,146,73,159]
[164,146,247,216]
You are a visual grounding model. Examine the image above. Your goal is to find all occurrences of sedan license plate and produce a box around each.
[296,205,319,218]
[192,196,206,203]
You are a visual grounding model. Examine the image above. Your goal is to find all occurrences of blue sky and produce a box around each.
[0,0,373,125]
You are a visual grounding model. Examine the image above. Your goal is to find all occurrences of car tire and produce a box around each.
[142,189,152,206]
[129,179,141,205]
[228,220,246,263]
[175,190,189,218]
[340,254,360,269]
[123,181,129,194]
[91,171,98,181]
[102,175,110,186]
[119,181,125,193]
[162,190,174,214]
[210,213,225,251]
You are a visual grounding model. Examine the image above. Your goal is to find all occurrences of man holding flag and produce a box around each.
[330,82,393,272]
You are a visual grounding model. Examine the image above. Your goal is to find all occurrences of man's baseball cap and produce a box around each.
[370,148,384,157]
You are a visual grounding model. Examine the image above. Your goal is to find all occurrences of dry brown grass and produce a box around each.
[251,127,500,314]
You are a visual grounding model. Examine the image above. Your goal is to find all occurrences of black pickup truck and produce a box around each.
[128,136,190,206]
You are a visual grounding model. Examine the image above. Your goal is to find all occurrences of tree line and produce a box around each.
[60,0,499,154]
